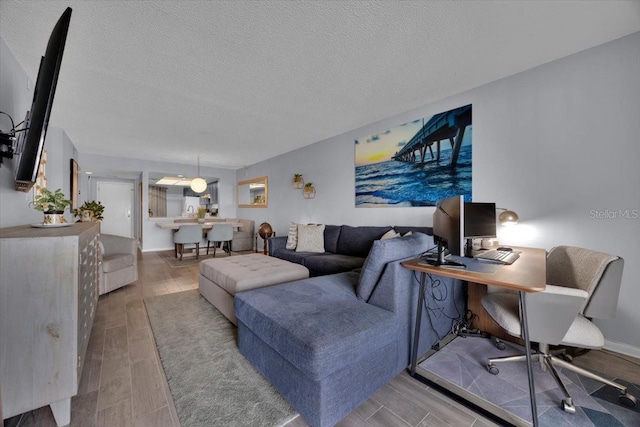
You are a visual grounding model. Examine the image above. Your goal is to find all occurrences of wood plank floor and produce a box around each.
[5,250,640,427]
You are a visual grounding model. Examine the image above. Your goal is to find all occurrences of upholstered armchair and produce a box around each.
[228,218,254,251]
[98,234,138,295]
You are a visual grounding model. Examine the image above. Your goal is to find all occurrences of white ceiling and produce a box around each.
[1,1,639,171]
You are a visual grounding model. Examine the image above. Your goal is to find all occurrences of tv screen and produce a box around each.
[13,7,72,192]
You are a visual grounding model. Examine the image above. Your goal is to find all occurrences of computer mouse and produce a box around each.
[497,247,512,252]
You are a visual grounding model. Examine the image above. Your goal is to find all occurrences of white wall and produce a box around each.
[238,33,640,355]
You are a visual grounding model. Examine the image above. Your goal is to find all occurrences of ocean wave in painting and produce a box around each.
[355,145,472,207]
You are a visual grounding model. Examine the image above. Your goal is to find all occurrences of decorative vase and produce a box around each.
[303,186,316,199]
[44,211,67,225]
[81,210,93,222]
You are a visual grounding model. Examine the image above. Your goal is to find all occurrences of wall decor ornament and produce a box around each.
[293,174,304,189]
[303,182,316,199]
[354,104,472,207]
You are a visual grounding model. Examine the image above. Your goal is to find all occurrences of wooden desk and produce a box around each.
[402,247,546,427]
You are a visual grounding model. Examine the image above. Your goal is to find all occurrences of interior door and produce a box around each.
[97,181,134,237]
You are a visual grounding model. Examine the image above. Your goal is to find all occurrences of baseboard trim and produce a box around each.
[142,247,175,253]
[604,339,640,359]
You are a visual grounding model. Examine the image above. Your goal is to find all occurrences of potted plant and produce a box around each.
[33,188,72,224]
[303,182,316,199]
[293,173,304,189]
[197,207,207,223]
[73,200,105,222]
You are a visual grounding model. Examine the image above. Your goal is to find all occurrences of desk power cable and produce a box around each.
[412,271,465,347]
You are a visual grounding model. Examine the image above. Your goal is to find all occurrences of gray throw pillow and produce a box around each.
[357,232,431,301]
[296,224,325,252]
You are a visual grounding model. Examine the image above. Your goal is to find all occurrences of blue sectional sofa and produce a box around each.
[269,224,433,276]
[236,232,465,427]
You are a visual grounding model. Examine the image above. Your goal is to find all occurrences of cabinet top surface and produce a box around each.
[0,222,99,239]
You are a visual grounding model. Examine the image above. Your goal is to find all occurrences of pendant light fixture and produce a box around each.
[190,156,207,193]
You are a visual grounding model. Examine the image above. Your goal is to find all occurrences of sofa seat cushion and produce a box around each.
[102,253,135,273]
[272,248,323,265]
[200,254,309,295]
[303,254,366,276]
[235,271,398,381]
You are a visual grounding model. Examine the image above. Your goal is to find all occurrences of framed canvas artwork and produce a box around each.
[355,104,472,207]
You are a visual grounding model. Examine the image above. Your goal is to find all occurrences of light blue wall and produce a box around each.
[2,31,638,353]
[238,33,640,354]
[0,39,79,226]
[79,153,237,251]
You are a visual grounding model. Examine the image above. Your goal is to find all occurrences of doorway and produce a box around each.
[97,181,135,237]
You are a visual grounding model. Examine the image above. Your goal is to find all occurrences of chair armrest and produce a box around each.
[524,285,589,345]
[100,234,138,256]
[268,236,287,256]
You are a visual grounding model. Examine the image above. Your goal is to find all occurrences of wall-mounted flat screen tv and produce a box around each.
[13,7,72,192]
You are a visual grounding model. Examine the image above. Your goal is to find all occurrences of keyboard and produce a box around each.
[474,249,520,265]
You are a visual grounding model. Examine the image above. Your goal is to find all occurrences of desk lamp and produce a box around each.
[497,208,519,225]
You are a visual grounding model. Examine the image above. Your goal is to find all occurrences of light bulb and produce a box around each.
[190,177,207,193]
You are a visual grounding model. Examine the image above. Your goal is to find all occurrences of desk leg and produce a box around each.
[519,291,539,427]
[410,272,427,376]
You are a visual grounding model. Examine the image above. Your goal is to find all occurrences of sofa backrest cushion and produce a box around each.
[324,225,341,253]
[337,225,392,257]
[394,226,433,237]
[357,232,431,301]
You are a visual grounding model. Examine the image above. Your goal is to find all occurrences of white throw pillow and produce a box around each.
[381,229,399,240]
[403,231,413,237]
[295,224,325,252]
[286,222,298,249]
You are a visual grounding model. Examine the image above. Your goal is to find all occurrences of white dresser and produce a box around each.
[0,222,99,426]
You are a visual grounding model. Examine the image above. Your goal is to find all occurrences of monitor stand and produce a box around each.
[423,241,466,268]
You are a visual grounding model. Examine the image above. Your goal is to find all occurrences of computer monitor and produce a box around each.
[464,202,497,256]
[427,195,466,266]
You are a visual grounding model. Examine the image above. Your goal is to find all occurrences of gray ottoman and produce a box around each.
[199,254,309,325]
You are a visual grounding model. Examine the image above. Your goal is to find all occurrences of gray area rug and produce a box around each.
[419,336,640,427]
[144,290,297,427]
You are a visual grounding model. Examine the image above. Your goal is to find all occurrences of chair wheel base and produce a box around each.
[495,339,506,350]
[562,399,576,414]
[487,364,499,375]
[619,393,637,408]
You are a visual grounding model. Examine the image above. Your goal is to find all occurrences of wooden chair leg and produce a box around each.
[213,242,217,258]
[196,243,200,259]
[206,241,210,255]
[179,243,183,261]
[174,243,178,258]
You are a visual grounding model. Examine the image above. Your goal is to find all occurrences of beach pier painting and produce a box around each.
[355,104,472,207]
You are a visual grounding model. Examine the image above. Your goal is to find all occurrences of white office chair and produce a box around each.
[173,224,203,261]
[482,246,636,413]
[206,223,233,257]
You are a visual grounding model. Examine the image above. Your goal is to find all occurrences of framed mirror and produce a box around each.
[238,176,268,208]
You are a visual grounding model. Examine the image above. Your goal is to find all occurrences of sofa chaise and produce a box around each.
[269,224,433,276]
[235,232,465,427]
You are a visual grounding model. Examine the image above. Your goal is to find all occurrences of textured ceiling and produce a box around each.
[1,1,639,171]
